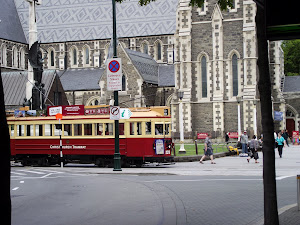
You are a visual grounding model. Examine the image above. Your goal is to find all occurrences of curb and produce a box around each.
[173,152,231,162]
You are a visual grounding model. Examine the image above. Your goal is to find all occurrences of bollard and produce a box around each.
[298,175,300,211]
[195,140,198,155]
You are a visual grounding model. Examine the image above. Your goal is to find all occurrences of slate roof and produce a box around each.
[158,64,175,87]
[2,70,56,106]
[14,0,178,43]
[58,68,104,91]
[283,76,300,92]
[125,48,158,84]
[0,0,27,43]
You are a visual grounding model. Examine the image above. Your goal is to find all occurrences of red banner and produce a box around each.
[48,105,85,116]
[197,133,208,139]
[85,107,109,115]
[228,132,239,139]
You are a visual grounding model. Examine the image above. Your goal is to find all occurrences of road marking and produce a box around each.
[276,175,294,180]
[41,173,53,178]
[33,169,64,174]
[12,187,19,191]
[144,178,263,182]
[11,171,27,176]
[18,169,46,175]
[20,181,24,183]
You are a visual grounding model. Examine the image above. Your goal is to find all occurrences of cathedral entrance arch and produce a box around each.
[285,104,299,137]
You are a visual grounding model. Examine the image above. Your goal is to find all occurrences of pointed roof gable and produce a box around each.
[0,0,27,43]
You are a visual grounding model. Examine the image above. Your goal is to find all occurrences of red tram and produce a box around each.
[8,106,174,167]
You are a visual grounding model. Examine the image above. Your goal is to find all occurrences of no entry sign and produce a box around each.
[107,58,122,91]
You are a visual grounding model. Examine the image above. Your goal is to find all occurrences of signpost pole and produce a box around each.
[59,118,63,168]
[112,0,122,171]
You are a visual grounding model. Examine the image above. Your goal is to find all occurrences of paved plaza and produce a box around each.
[11,145,300,225]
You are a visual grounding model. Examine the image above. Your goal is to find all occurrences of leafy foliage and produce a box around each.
[282,40,300,76]
[115,0,234,11]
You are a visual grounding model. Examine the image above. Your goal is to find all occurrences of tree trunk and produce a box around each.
[256,4,279,225]
[0,67,11,224]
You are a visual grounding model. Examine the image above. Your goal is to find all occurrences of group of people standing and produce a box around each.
[199,129,289,165]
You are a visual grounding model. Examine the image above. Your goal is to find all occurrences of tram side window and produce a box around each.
[10,125,14,136]
[130,122,134,135]
[54,124,62,136]
[45,124,53,136]
[17,125,24,136]
[84,124,92,136]
[74,124,82,136]
[95,123,103,135]
[165,123,170,135]
[155,124,163,135]
[35,125,43,136]
[137,122,142,135]
[26,125,33,136]
[64,124,72,136]
[119,123,124,135]
[105,123,113,135]
[145,122,151,135]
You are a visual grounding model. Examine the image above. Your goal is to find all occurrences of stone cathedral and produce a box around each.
[1,0,285,139]
[172,0,285,139]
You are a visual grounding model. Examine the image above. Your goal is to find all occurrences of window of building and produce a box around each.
[201,56,207,98]
[83,46,90,66]
[1,44,7,66]
[142,43,148,54]
[50,50,55,67]
[19,48,25,69]
[156,42,162,61]
[71,46,78,67]
[12,47,18,68]
[232,54,238,97]
[122,74,126,91]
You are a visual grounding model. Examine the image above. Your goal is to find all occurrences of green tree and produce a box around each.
[282,39,300,76]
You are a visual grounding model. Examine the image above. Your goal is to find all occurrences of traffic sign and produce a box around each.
[48,106,62,116]
[110,106,120,120]
[107,58,122,91]
[120,108,132,119]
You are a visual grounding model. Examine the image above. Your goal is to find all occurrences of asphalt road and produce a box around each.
[11,166,297,225]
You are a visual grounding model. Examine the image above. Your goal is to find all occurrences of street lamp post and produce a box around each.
[253,100,257,136]
[178,91,186,154]
[237,97,242,136]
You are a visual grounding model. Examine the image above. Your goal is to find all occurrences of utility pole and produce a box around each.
[112,0,122,171]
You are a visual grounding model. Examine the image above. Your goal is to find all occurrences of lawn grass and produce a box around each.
[174,143,228,156]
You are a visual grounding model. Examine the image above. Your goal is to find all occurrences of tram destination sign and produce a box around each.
[107,58,122,91]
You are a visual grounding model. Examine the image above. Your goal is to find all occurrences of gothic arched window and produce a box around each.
[122,74,126,91]
[83,46,90,66]
[156,42,162,61]
[232,54,238,97]
[201,56,207,98]
[50,50,55,67]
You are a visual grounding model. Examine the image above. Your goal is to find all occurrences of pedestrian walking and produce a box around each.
[282,129,289,147]
[247,135,259,163]
[200,133,216,164]
[225,132,229,144]
[240,130,248,154]
[276,132,286,158]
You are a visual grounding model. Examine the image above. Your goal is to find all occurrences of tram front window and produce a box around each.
[155,124,163,135]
